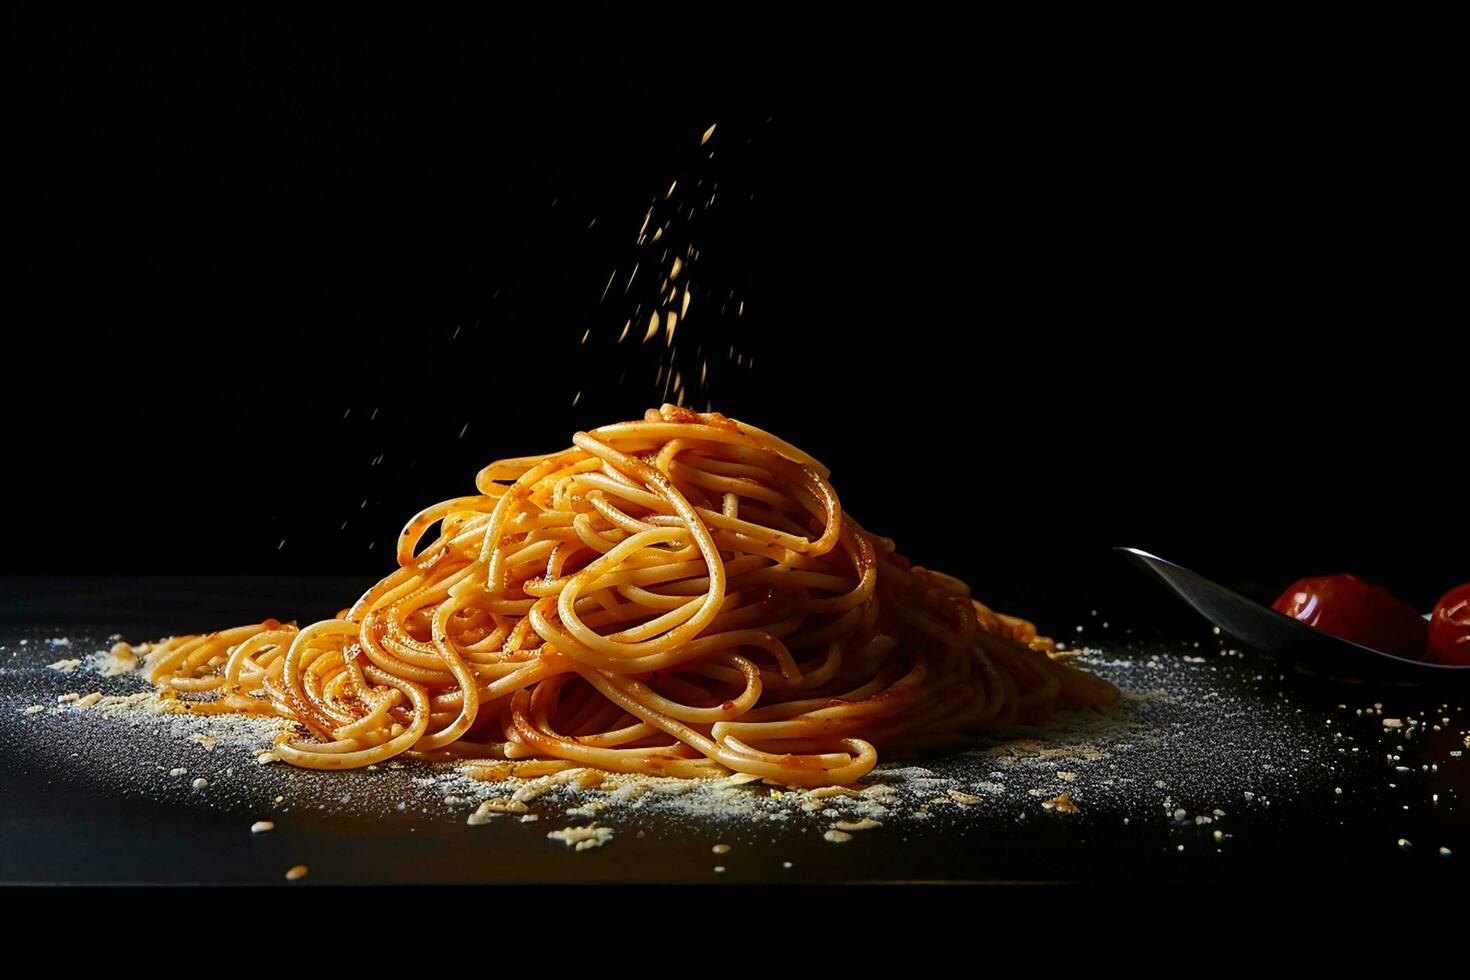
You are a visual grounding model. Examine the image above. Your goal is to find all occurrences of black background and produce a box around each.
[8,8,1464,605]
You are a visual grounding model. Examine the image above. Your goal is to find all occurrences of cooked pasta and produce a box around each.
[142,405,1117,787]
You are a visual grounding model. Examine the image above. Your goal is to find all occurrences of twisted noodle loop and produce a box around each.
[143,406,1117,787]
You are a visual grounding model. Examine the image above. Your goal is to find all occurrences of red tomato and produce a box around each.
[1272,574,1427,660]
[1428,583,1470,665]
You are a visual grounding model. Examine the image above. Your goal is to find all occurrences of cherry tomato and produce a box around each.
[1272,574,1427,660]
[1428,583,1470,665]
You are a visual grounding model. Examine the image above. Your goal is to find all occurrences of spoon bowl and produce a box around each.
[1115,547,1467,684]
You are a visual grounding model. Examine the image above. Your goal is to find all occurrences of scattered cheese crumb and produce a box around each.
[22,705,44,715]
[72,693,103,709]
[712,843,731,855]
[192,777,209,790]
[1056,771,1079,782]
[285,864,309,880]
[567,801,609,819]
[47,659,82,674]
[1382,718,1403,728]
[1042,792,1079,814]
[467,799,530,824]
[548,824,614,851]
[947,790,984,805]
[191,734,217,752]
[169,767,187,777]
[251,821,275,834]
[512,769,587,803]
[823,829,853,843]
[98,641,140,675]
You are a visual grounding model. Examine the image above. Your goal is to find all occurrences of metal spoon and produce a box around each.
[1115,547,1466,684]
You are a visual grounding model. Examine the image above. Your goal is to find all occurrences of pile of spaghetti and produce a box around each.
[143,406,1118,787]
